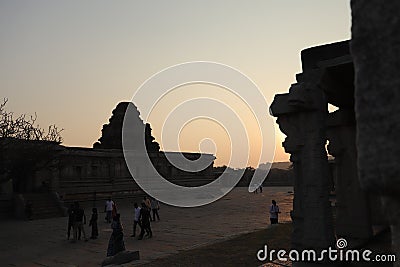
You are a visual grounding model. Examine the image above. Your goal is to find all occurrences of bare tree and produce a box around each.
[0,98,64,191]
[0,98,63,142]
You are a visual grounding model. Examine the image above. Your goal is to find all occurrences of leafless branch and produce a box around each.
[0,98,63,142]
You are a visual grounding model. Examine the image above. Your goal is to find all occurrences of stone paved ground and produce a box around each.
[0,187,293,267]
[137,223,293,267]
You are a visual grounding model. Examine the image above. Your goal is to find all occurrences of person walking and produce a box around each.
[131,202,141,237]
[89,208,98,239]
[138,202,152,240]
[105,198,114,223]
[143,196,151,210]
[150,197,160,221]
[269,200,280,225]
[73,202,88,242]
[67,204,74,240]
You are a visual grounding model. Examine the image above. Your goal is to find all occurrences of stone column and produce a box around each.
[275,111,306,252]
[326,109,372,247]
[271,70,335,266]
[351,1,400,264]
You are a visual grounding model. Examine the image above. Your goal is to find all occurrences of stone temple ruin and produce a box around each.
[270,1,400,265]
[271,40,372,262]
[0,102,215,219]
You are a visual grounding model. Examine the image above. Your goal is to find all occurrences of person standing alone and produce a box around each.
[269,200,280,225]
[105,198,114,223]
[131,202,141,237]
[150,197,160,221]
[89,208,98,239]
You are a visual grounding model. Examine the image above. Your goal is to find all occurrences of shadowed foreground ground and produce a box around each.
[0,187,293,266]
[136,223,292,267]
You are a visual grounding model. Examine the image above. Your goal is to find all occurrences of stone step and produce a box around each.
[23,193,64,220]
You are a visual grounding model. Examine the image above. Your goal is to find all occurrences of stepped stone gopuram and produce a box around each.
[93,102,160,152]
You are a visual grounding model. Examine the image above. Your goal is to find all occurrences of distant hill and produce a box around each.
[258,162,291,170]
[264,168,294,186]
[213,161,293,187]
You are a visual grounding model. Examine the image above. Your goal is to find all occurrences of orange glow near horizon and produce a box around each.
[0,1,350,167]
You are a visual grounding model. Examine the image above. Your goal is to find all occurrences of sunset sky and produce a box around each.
[0,1,351,168]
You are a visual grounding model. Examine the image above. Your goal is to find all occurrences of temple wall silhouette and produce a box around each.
[0,102,215,219]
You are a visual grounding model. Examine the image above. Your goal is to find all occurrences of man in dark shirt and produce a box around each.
[73,202,88,242]
[138,202,152,240]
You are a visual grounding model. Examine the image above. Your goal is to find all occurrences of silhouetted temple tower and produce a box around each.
[93,102,160,152]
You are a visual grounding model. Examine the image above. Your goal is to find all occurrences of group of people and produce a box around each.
[67,202,98,242]
[66,198,125,257]
[252,183,263,194]
[131,196,160,240]
[106,196,161,255]
[66,196,161,257]
[66,195,277,258]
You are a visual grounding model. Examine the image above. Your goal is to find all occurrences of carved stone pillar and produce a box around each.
[271,70,335,265]
[276,112,306,251]
[326,109,372,247]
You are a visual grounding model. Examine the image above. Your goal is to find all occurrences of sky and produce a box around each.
[0,1,351,168]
